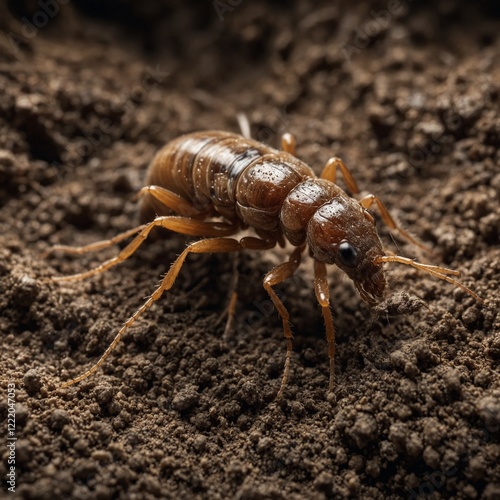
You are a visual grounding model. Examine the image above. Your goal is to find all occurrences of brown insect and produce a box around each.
[47,128,482,396]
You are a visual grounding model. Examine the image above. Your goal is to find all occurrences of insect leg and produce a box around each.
[320,157,360,194]
[51,217,238,282]
[262,244,305,398]
[237,112,251,139]
[359,194,432,254]
[215,237,278,337]
[44,225,148,257]
[61,236,273,387]
[215,253,239,338]
[133,186,205,217]
[313,260,336,393]
[281,133,296,156]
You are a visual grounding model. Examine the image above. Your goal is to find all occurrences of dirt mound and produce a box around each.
[0,1,499,498]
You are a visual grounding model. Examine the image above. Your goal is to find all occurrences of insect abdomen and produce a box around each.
[141,132,268,222]
[141,132,315,231]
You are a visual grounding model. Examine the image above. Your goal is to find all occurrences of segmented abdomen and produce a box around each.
[141,131,315,236]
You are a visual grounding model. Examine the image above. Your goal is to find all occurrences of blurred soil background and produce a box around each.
[0,0,499,498]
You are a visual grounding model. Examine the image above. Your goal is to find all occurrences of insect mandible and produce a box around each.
[46,124,482,397]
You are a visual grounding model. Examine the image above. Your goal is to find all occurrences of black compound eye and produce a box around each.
[338,241,358,267]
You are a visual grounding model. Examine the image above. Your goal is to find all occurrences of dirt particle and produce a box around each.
[159,456,176,472]
[256,437,273,453]
[389,422,407,452]
[373,292,427,317]
[72,458,98,480]
[423,446,441,469]
[404,361,420,378]
[379,440,398,462]
[398,379,418,402]
[348,413,378,448]
[227,460,248,486]
[443,368,463,397]
[474,369,493,387]
[486,333,500,359]
[462,306,481,327]
[91,450,112,463]
[61,425,80,444]
[347,472,360,495]
[476,395,500,432]
[422,418,446,446]
[16,439,31,465]
[109,442,127,461]
[313,470,334,493]
[137,474,162,496]
[482,483,500,500]
[192,435,207,452]
[15,402,29,427]
[348,454,364,473]
[94,384,115,405]
[335,447,348,465]
[49,409,70,431]
[235,482,283,500]
[237,380,262,407]
[463,484,478,498]
[365,457,381,478]
[94,384,121,414]
[11,275,40,308]
[172,386,199,412]
[223,399,242,419]
[468,455,486,480]
[406,432,424,458]
[290,400,305,417]
[23,368,42,395]
[190,412,211,431]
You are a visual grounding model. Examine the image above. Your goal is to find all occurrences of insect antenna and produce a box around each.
[375,255,483,303]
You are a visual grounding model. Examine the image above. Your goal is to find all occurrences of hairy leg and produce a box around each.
[359,194,432,254]
[262,244,305,398]
[320,157,360,194]
[314,260,336,392]
[50,217,238,282]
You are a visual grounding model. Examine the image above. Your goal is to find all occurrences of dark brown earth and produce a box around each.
[1,1,499,499]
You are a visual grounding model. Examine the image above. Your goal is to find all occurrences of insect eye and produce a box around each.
[338,241,358,267]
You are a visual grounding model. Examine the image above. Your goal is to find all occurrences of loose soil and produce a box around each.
[0,1,499,499]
